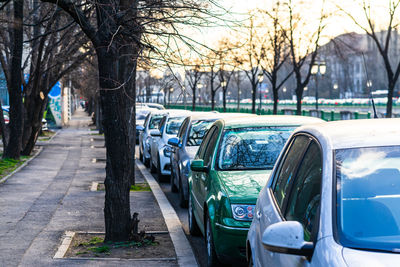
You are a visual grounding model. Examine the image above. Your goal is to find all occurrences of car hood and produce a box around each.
[342,247,400,266]
[217,170,271,204]
[186,146,199,160]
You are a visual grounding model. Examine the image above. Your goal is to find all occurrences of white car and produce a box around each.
[247,118,400,267]
[149,110,190,181]
[139,110,168,167]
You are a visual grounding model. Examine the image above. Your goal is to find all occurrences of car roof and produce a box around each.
[186,112,254,121]
[219,115,324,129]
[296,118,400,150]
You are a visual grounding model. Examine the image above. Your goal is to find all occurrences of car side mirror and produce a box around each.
[190,159,209,173]
[168,137,182,148]
[136,125,145,131]
[262,221,314,258]
[149,129,162,137]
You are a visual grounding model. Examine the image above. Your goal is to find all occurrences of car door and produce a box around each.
[192,126,218,225]
[198,126,220,222]
[176,118,190,178]
[278,140,322,266]
[255,135,310,266]
[151,116,166,164]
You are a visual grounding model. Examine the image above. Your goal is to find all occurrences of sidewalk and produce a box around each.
[0,109,182,266]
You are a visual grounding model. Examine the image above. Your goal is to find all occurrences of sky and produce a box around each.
[199,0,396,47]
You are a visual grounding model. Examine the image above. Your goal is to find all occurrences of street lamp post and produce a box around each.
[311,62,326,111]
[258,73,263,115]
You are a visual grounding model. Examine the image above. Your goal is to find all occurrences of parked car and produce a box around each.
[246,118,400,267]
[169,112,257,207]
[188,115,323,266]
[139,110,169,167]
[136,107,156,144]
[149,110,190,180]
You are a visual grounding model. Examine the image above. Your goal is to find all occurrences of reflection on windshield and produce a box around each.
[187,120,216,146]
[166,117,185,135]
[149,115,163,129]
[336,146,400,252]
[218,127,295,170]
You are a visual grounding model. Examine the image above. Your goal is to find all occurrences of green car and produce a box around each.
[188,115,323,266]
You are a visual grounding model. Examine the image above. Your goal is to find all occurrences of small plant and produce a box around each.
[78,236,103,247]
[88,246,110,253]
[130,183,151,192]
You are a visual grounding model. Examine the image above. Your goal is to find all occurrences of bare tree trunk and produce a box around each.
[4,0,24,159]
[251,83,257,114]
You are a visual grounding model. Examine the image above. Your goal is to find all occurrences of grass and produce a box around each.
[75,235,157,256]
[130,183,151,192]
[38,130,56,141]
[0,156,30,178]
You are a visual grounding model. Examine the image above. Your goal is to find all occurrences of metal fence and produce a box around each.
[165,104,372,122]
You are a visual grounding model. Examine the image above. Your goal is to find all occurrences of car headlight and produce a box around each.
[231,204,255,221]
[163,146,172,157]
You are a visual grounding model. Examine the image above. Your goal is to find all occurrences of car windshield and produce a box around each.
[218,126,295,170]
[186,119,217,146]
[336,146,400,252]
[166,117,185,135]
[149,115,163,129]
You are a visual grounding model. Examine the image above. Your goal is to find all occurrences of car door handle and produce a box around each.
[256,210,262,220]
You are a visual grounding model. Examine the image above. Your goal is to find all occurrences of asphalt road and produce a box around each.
[156,177,208,267]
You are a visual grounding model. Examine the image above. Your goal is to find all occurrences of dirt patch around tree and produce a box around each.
[64,232,176,260]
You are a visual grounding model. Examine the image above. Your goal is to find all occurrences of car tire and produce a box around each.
[150,156,157,173]
[179,177,188,208]
[206,213,220,267]
[188,192,200,236]
[170,167,178,193]
[247,246,254,267]
[144,148,150,168]
[156,155,166,182]
[139,147,144,163]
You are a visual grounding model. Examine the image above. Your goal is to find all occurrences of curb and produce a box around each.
[0,146,43,185]
[136,160,198,267]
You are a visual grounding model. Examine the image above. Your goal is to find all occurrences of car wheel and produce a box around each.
[156,155,165,182]
[188,192,200,236]
[150,156,157,173]
[170,167,178,193]
[179,178,188,208]
[247,246,254,267]
[144,148,150,168]
[206,214,220,267]
[139,147,144,163]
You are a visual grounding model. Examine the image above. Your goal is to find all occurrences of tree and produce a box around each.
[0,0,24,159]
[260,4,293,114]
[185,62,204,111]
[286,0,326,115]
[240,16,264,114]
[40,0,222,242]
[204,49,221,110]
[340,0,400,117]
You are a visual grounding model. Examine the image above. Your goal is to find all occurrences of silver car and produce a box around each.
[149,110,190,181]
[139,110,168,167]
[247,118,400,267]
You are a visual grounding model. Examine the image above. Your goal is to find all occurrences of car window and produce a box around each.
[196,126,217,160]
[203,127,220,166]
[187,119,217,146]
[166,117,186,135]
[178,117,189,139]
[273,135,310,211]
[285,141,322,242]
[149,114,163,129]
[158,116,167,133]
[143,113,150,127]
[217,126,295,170]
